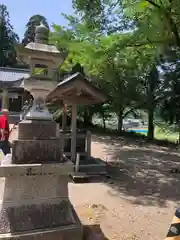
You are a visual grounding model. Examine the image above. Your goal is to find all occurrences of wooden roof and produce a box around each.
[46,72,107,105]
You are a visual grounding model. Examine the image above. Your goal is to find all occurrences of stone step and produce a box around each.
[70,172,90,183]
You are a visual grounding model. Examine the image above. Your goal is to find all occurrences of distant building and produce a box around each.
[0,67,33,112]
[0,63,94,113]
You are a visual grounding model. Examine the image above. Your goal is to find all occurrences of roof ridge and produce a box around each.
[0,67,30,73]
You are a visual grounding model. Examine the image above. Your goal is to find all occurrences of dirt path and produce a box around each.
[70,135,180,239]
[9,128,180,239]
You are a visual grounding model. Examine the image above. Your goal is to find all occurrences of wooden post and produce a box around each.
[2,89,9,110]
[71,104,77,162]
[86,130,91,158]
[75,154,80,172]
[21,93,24,111]
[62,105,67,131]
[62,110,67,155]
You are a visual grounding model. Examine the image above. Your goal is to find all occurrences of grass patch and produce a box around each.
[155,127,179,142]
[92,115,180,145]
[133,127,179,143]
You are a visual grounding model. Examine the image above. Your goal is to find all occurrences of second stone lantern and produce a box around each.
[16,22,67,120]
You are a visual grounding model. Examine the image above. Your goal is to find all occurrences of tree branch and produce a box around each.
[123,106,139,118]
[146,0,161,9]
[146,0,180,47]
[124,39,172,48]
[165,13,180,47]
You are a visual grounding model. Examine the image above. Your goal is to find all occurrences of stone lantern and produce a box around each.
[16,22,67,120]
[0,24,83,240]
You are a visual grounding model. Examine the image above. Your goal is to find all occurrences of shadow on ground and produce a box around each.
[92,134,180,207]
[83,224,109,240]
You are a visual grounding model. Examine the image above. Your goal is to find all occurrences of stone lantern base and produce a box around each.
[0,164,83,240]
[0,120,83,240]
[0,225,82,240]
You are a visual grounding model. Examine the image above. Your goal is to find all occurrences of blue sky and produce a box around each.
[3,0,74,39]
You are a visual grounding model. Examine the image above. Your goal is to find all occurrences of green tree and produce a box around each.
[159,48,180,142]
[121,0,180,48]
[0,4,19,67]
[22,14,49,46]
[93,39,144,132]
[72,0,180,47]
[142,64,160,140]
[51,15,161,132]
[72,0,132,33]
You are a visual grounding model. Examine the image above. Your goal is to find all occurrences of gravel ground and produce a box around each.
[70,135,180,240]
[9,127,180,239]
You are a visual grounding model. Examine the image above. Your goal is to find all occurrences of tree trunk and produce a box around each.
[147,65,158,140]
[178,123,180,144]
[117,109,123,133]
[102,115,106,129]
[100,110,106,129]
[147,109,154,140]
[83,108,92,127]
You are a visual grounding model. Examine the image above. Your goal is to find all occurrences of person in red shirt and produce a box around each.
[0,109,10,155]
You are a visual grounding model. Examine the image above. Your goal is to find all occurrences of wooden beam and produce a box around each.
[60,94,98,105]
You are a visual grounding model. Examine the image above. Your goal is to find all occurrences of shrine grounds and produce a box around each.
[9,126,180,240]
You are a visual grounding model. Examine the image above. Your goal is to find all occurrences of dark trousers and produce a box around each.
[0,140,10,155]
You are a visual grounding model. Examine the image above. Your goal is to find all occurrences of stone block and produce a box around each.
[0,205,83,240]
[12,139,63,164]
[1,175,69,203]
[18,120,58,140]
[0,201,75,233]
[0,163,73,178]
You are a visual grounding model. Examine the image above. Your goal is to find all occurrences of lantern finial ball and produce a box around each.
[34,22,49,44]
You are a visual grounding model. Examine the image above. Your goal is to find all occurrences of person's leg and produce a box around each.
[2,140,10,155]
[0,141,6,155]
[0,141,5,155]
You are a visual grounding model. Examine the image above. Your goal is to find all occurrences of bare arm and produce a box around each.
[0,129,5,141]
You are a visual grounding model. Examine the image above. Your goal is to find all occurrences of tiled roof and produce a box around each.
[0,67,30,83]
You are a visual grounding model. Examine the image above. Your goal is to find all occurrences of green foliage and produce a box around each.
[72,0,133,33]
[159,57,180,127]
[70,0,180,136]
[22,14,49,46]
[0,4,19,67]
[121,0,180,49]
[50,13,160,132]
